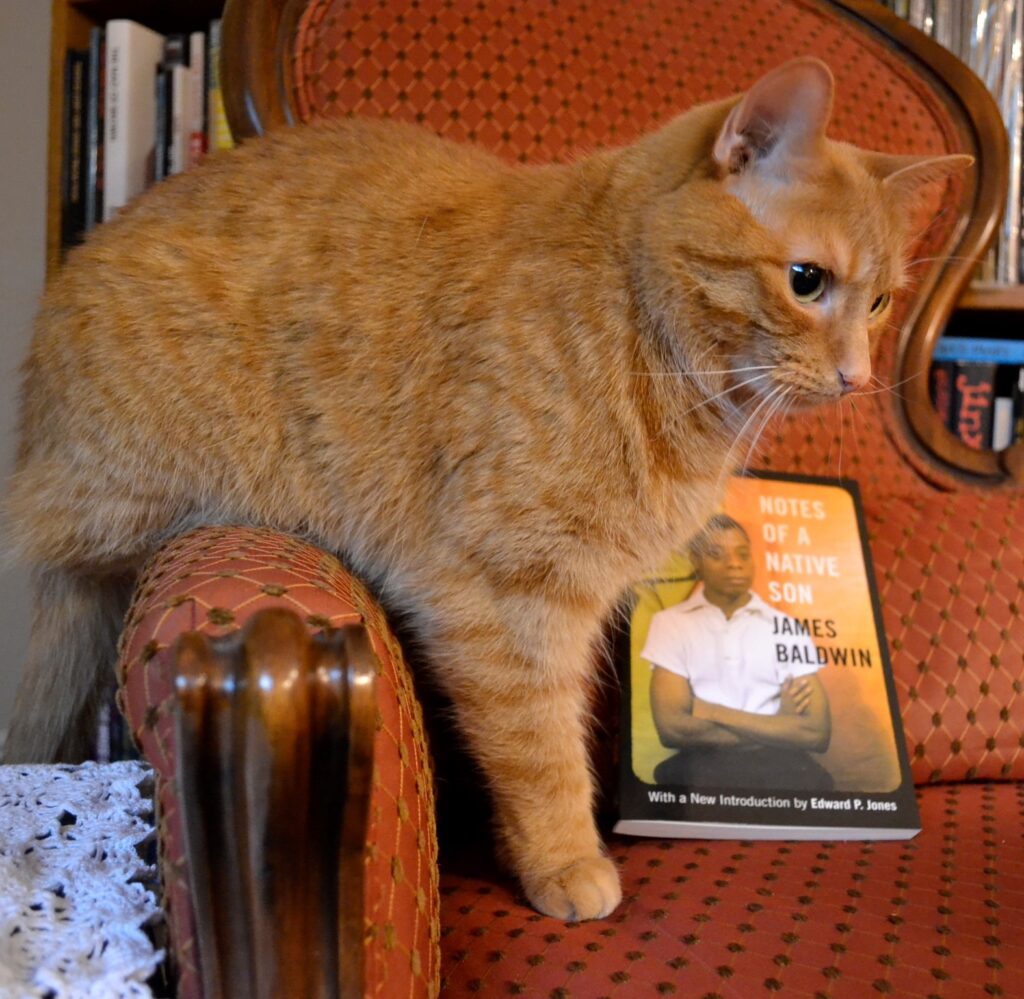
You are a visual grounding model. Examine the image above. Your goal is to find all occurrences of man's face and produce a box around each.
[696,528,754,601]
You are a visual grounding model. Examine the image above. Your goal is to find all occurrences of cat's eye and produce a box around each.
[870,292,891,315]
[789,263,830,303]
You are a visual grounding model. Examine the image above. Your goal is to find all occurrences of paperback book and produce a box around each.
[615,473,920,841]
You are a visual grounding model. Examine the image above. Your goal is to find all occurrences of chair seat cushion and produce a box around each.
[439,782,1021,998]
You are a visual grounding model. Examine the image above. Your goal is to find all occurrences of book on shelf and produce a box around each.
[84,26,105,232]
[992,366,1021,451]
[932,336,1024,450]
[615,473,920,842]
[158,34,191,178]
[952,362,997,450]
[207,19,234,153]
[888,0,1023,283]
[188,31,208,168]
[61,48,88,250]
[103,19,167,221]
[62,17,229,230]
[928,358,955,427]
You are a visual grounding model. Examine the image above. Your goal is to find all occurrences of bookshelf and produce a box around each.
[45,0,225,275]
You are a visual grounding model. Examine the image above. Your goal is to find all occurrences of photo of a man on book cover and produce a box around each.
[629,476,902,795]
[642,513,835,790]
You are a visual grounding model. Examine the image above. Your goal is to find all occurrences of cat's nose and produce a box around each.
[838,367,868,394]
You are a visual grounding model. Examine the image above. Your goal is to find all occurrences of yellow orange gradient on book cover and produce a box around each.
[630,477,900,792]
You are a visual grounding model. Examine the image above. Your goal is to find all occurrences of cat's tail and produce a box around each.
[3,566,135,763]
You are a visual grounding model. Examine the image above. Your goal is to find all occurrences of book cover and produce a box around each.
[103,19,166,221]
[952,362,997,450]
[615,473,920,841]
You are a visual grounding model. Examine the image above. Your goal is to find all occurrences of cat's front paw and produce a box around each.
[523,855,622,921]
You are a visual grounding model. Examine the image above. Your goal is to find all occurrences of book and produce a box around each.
[103,19,166,221]
[61,49,88,250]
[188,31,208,169]
[160,35,189,177]
[615,473,920,841]
[206,19,234,153]
[933,335,1024,367]
[992,365,1020,450]
[928,359,955,427]
[952,361,997,450]
[84,27,105,231]
[154,66,171,183]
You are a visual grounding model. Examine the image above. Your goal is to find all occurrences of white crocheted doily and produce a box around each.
[0,761,163,998]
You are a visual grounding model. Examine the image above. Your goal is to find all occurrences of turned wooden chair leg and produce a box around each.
[173,608,376,999]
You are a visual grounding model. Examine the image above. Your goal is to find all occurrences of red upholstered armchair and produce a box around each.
[116,2,1024,996]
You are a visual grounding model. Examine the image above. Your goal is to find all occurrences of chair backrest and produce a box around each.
[217,0,1024,793]
[220,0,1011,489]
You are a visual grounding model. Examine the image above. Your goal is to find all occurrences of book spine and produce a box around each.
[207,19,234,152]
[169,64,188,174]
[159,35,192,177]
[1014,367,1024,445]
[154,67,170,183]
[188,31,207,168]
[953,362,997,450]
[84,27,105,232]
[103,24,125,221]
[104,20,166,221]
[933,335,1024,367]
[61,49,88,250]
[929,360,956,430]
[992,365,1022,450]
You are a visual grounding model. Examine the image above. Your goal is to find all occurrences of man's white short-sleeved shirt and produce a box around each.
[641,587,821,716]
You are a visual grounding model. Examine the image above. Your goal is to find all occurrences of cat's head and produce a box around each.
[635,58,970,415]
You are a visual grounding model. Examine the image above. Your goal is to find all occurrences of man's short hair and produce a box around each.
[687,514,751,564]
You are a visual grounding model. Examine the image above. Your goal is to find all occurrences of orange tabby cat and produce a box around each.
[4,59,965,920]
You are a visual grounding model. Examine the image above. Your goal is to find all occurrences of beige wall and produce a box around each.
[0,4,52,736]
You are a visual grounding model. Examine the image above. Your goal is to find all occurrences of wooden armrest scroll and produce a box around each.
[173,609,376,999]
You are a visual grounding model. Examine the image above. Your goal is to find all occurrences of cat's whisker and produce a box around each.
[837,399,846,481]
[742,390,786,473]
[735,385,788,475]
[904,254,979,268]
[755,388,792,468]
[904,204,953,253]
[712,390,774,498]
[856,370,922,397]
[630,364,776,378]
[678,374,769,419]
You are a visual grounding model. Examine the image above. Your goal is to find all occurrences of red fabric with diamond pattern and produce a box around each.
[117,526,440,998]
[439,783,1022,998]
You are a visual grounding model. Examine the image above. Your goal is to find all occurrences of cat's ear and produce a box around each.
[863,151,974,198]
[712,58,833,175]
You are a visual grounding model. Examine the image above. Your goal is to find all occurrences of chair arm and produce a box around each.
[172,609,374,999]
[118,526,441,999]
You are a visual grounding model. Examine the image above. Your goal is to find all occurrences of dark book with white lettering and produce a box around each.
[614,473,920,841]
